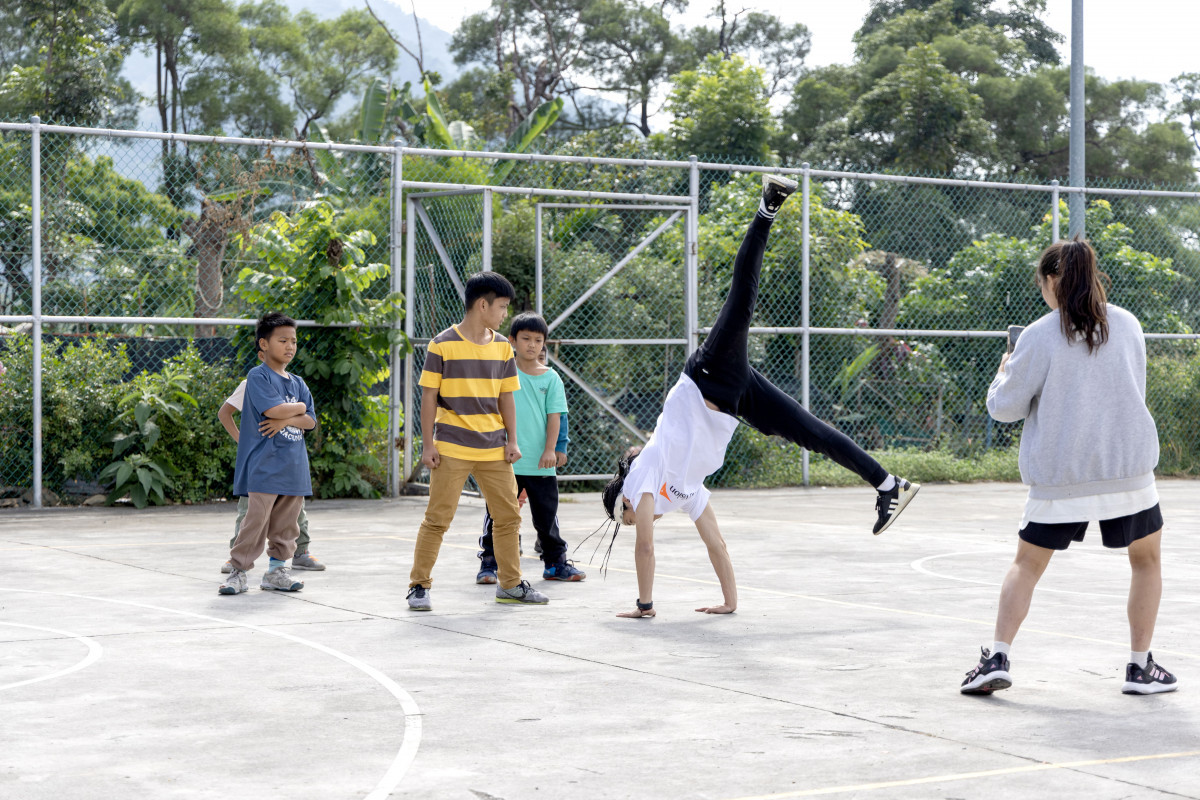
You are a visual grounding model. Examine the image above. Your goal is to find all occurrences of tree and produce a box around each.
[857,0,1062,66]
[578,0,682,137]
[269,9,398,138]
[850,43,991,174]
[664,54,774,161]
[1171,72,1200,157]
[451,0,590,130]
[0,0,135,126]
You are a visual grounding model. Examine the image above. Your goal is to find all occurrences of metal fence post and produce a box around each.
[535,204,543,316]
[481,188,492,271]
[403,196,416,488]
[801,163,811,487]
[686,156,699,355]
[1068,0,1085,239]
[31,115,42,509]
[389,141,403,498]
[1050,180,1060,243]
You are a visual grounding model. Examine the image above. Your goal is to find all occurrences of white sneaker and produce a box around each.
[219,568,248,595]
[260,566,304,592]
[495,580,549,605]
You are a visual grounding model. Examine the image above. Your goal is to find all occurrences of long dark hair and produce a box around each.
[1038,238,1110,354]
[577,447,642,576]
[602,447,641,521]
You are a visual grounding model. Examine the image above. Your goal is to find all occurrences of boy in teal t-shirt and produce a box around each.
[477,313,585,583]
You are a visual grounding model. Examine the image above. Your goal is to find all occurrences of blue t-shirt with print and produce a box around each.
[232,363,315,496]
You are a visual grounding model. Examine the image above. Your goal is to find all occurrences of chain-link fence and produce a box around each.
[3,118,1200,507]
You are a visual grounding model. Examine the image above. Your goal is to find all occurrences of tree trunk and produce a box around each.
[182,200,231,339]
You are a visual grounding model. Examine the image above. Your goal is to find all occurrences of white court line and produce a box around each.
[0,589,421,800]
[727,749,1200,799]
[911,551,1200,603]
[0,621,103,692]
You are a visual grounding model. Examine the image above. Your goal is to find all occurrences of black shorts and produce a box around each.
[1018,503,1163,551]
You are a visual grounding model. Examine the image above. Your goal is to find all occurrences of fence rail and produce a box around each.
[3,118,1200,508]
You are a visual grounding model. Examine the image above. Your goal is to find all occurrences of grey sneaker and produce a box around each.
[219,568,248,595]
[221,560,233,574]
[407,585,432,611]
[291,552,326,571]
[260,566,304,592]
[495,580,550,605]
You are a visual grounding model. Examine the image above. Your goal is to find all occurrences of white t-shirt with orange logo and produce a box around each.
[622,373,740,521]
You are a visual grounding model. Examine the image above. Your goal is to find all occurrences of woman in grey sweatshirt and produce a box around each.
[961,238,1177,696]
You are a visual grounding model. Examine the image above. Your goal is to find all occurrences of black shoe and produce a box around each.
[873,477,919,535]
[1122,653,1178,695]
[761,174,798,216]
[961,647,1012,694]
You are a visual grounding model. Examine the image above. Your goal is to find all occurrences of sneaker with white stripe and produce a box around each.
[873,477,919,535]
[1122,653,1178,695]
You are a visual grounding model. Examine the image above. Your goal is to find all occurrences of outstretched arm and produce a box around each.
[617,493,658,619]
[693,502,737,614]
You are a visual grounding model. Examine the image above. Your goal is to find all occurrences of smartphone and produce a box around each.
[1006,325,1025,353]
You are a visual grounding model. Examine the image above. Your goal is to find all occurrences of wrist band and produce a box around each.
[636,599,653,611]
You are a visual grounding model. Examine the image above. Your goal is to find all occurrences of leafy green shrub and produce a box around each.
[99,347,240,506]
[716,425,1021,488]
[1147,349,1200,475]
[0,335,129,494]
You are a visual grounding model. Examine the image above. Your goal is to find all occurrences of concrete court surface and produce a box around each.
[2,480,1199,800]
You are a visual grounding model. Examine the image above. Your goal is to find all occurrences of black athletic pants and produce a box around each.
[683,212,889,487]
[479,474,567,565]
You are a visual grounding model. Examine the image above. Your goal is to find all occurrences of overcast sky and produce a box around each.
[394,0,1197,87]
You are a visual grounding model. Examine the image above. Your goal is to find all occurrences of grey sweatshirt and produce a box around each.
[987,304,1158,499]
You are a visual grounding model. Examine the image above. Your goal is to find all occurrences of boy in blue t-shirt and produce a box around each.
[477,313,585,583]
[219,312,317,595]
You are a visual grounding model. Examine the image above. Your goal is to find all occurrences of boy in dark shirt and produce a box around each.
[219,312,316,595]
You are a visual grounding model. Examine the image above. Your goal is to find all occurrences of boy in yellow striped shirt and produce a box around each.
[407,272,550,610]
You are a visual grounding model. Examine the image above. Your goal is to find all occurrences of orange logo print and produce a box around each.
[659,483,670,500]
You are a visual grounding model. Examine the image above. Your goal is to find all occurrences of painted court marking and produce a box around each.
[0,621,103,692]
[0,588,421,800]
[727,749,1200,799]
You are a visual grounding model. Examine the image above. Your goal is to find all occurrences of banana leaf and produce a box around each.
[448,120,476,149]
[360,77,392,144]
[422,76,454,149]
[307,122,340,182]
[492,97,563,184]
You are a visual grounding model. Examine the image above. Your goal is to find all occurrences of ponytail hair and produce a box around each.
[1037,237,1110,354]
[601,446,641,521]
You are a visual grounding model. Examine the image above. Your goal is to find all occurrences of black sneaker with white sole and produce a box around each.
[873,477,919,535]
[961,647,1012,694]
[761,174,798,216]
[1122,653,1178,695]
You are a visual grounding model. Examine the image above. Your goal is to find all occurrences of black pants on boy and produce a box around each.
[479,475,567,565]
[683,212,889,487]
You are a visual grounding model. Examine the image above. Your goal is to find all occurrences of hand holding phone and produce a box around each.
[1006,325,1025,353]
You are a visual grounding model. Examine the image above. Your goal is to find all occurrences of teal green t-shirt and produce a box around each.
[512,367,568,476]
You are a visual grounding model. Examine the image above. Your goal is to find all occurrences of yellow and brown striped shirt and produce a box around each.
[419,325,521,461]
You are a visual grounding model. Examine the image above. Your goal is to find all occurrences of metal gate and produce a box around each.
[399,184,695,489]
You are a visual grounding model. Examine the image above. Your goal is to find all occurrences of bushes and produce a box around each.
[0,336,240,503]
[1147,350,1200,475]
[0,336,129,493]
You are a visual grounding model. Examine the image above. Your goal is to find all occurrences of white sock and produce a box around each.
[876,475,896,492]
[992,641,1011,657]
[1131,650,1149,668]
[757,200,777,219]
